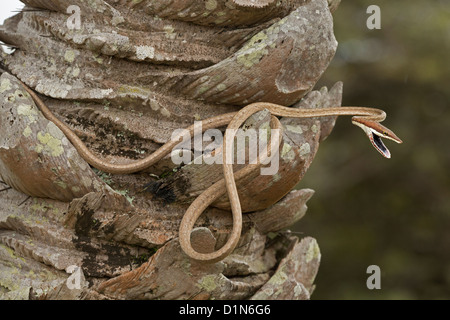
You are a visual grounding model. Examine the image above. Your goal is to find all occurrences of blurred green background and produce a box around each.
[295,0,450,299]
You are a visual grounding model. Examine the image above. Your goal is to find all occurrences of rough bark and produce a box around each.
[0,0,340,300]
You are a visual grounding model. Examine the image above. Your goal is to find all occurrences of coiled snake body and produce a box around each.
[20,82,402,263]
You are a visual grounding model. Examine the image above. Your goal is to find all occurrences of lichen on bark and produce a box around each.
[0,0,341,300]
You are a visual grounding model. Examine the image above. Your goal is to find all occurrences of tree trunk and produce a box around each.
[0,0,340,300]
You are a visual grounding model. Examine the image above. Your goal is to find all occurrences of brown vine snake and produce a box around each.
[20,82,402,263]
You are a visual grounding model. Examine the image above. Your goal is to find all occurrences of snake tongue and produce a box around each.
[371,132,391,158]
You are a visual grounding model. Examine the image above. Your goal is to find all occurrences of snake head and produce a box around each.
[352,118,403,159]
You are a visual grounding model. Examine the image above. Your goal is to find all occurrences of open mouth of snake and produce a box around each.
[371,132,390,158]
